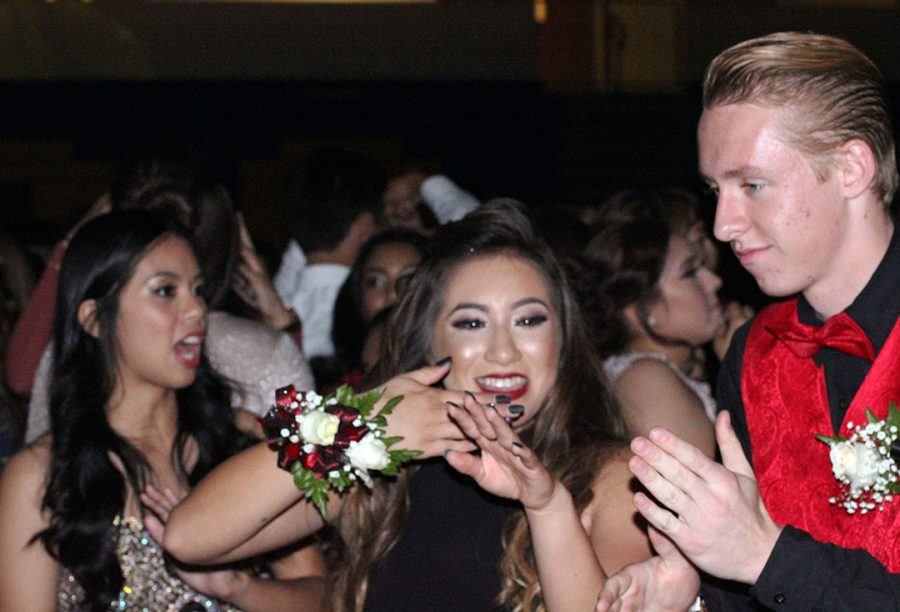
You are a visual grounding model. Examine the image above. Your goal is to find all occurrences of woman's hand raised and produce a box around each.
[443,392,556,511]
[378,360,482,459]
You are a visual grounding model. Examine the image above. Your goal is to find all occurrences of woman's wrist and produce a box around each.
[522,479,570,517]
[270,307,301,333]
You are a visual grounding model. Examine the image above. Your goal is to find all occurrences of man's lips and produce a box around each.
[733,244,769,266]
[174,332,204,368]
[475,374,528,401]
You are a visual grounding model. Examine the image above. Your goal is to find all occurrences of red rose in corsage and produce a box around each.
[262,384,420,517]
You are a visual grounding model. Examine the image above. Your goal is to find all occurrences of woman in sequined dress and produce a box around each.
[0,210,325,611]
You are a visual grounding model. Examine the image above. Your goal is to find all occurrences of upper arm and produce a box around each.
[267,537,328,580]
[234,408,264,439]
[582,451,652,575]
[614,359,715,458]
[0,445,59,611]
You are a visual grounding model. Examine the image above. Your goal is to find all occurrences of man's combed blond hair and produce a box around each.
[703,31,898,205]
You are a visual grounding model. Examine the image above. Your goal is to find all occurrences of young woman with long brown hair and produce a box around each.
[165,200,653,611]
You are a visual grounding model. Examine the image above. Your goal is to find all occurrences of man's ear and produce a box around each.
[77,299,100,338]
[838,138,878,201]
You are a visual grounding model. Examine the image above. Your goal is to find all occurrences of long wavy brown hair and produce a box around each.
[329,199,626,611]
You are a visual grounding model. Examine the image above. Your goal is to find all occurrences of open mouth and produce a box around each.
[475,374,529,401]
[174,333,204,368]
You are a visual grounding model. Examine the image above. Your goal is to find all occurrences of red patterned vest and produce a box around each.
[743,299,900,571]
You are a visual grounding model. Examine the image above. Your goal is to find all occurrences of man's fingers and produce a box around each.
[595,573,632,612]
[645,427,721,485]
[630,437,703,514]
[647,524,678,559]
[716,411,754,478]
[632,490,684,539]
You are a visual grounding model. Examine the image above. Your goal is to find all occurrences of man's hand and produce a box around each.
[595,527,700,612]
[628,411,782,584]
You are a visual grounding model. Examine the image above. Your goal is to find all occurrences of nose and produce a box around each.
[485,325,522,365]
[712,190,748,244]
[184,290,206,323]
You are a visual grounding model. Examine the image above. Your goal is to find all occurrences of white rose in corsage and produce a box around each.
[817,402,900,515]
[346,432,391,474]
[299,410,340,445]
[262,384,421,518]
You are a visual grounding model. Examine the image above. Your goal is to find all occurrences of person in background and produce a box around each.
[381,169,480,234]
[323,228,427,390]
[0,210,325,611]
[0,231,35,469]
[576,189,751,458]
[273,148,386,360]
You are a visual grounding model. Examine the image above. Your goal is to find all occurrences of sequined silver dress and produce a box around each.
[57,515,240,612]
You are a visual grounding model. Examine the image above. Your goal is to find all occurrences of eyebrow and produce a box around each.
[147,271,203,283]
[447,297,550,315]
[701,165,766,182]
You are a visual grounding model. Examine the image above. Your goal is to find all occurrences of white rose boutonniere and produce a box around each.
[817,402,900,515]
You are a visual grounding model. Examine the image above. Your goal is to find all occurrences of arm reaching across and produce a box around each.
[165,362,479,565]
[444,393,608,611]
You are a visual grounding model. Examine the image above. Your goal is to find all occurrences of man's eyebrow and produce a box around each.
[701,166,766,182]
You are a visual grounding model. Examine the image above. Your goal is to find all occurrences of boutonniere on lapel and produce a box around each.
[816,402,900,515]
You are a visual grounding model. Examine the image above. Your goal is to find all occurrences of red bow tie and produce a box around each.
[765,312,875,361]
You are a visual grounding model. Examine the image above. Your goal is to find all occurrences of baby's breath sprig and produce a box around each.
[816,402,900,515]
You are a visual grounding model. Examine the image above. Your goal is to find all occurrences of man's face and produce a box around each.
[699,103,849,302]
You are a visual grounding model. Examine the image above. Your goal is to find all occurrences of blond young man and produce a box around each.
[598,32,900,611]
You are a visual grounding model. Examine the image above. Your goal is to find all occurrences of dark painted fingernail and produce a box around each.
[512,442,524,449]
[509,404,525,415]
[464,390,476,401]
[495,394,511,404]
[446,401,460,409]
[435,356,452,367]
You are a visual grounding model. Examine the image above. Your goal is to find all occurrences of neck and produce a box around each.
[107,380,180,444]
[626,336,695,374]
[806,213,893,320]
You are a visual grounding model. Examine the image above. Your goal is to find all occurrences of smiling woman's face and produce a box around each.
[430,254,561,424]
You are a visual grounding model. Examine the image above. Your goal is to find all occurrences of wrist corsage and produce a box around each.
[262,383,421,517]
[816,402,900,515]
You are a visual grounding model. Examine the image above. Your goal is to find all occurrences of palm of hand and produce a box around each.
[475,443,555,508]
